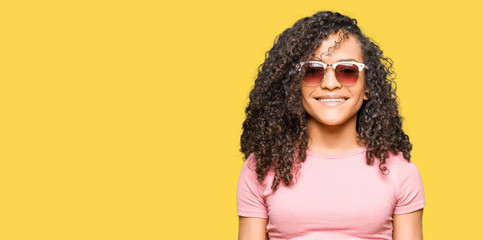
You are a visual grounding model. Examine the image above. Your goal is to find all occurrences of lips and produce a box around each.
[314,95,349,103]
[318,98,346,102]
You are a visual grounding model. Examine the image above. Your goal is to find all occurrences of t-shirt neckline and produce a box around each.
[306,146,367,159]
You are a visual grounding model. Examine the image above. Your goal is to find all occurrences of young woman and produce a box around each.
[237,11,425,240]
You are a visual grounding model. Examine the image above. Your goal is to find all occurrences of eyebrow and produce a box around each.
[310,57,361,62]
[336,58,360,62]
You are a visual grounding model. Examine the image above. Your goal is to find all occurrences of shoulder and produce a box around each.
[238,153,275,192]
[383,151,420,174]
[384,153,425,214]
[240,153,258,177]
[237,153,271,218]
[380,152,424,191]
[238,154,268,186]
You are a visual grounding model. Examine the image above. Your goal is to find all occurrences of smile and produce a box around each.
[317,98,346,102]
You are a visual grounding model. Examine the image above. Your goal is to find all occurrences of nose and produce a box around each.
[320,66,342,90]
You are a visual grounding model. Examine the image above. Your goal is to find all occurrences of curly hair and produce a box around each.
[240,11,412,190]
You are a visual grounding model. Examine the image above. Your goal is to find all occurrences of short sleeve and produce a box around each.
[236,154,269,218]
[393,159,426,214]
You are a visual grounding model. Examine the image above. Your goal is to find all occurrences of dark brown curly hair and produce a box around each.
[240,11,412,190]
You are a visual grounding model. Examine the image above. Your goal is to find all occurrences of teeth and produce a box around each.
[318,98,346,102]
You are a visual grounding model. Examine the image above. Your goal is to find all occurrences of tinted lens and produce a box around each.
[303,64,324,85]
[335,63,359,85]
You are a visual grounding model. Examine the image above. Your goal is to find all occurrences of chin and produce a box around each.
[313,118,345,127]
[322,121,346,127]
[310,113,356,128]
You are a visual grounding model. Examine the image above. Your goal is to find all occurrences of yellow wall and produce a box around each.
[1,0,482,239]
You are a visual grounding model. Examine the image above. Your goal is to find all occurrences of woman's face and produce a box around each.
[301,33,368,128]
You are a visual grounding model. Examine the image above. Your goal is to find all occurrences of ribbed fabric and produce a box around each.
[236,147,425,240]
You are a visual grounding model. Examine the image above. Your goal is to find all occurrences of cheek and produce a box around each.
[301,87,312,108]
[351,82,367,108]
[355,90,367,112]
[301,99,310,113]
[301,83,315,97]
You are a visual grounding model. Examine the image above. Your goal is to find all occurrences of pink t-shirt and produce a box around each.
[237,147,425,240]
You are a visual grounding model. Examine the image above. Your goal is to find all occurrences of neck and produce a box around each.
[306,116,363,155]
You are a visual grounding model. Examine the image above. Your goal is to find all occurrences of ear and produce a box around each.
[364,89,369,100]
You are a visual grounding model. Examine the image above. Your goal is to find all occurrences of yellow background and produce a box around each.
[1,0,482,239]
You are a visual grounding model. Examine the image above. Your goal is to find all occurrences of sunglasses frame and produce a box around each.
[300,60,369,86]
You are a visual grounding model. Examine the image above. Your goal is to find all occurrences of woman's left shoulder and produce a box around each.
[383,151,421,175]
[385,151,415,165]
[386,152,425,214]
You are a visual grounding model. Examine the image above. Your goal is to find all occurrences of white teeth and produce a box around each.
[318,98,346,102]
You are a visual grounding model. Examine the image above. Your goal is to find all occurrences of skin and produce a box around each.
[238,217,268,240]
[301,32,368,155]
[393,209,424,240]
[239,33,423,240]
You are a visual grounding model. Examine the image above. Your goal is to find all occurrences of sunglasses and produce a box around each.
[300,60,369,86]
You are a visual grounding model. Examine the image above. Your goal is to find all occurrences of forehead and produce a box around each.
[312,33,363,62]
